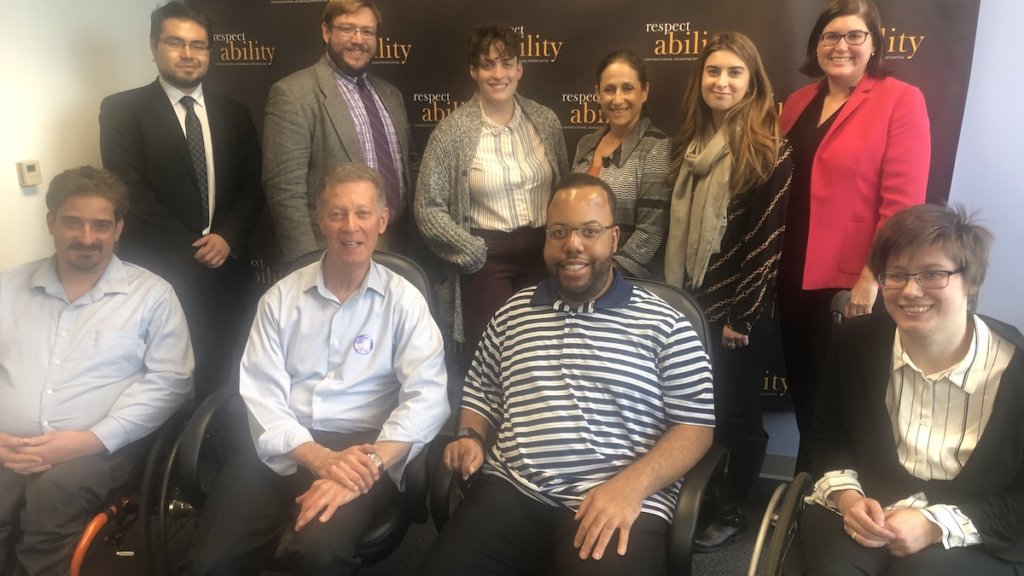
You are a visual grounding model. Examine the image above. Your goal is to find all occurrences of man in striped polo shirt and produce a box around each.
[422,174,715,575]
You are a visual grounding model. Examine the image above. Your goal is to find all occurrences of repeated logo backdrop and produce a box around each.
[192,0,978,393]
[193,0,978,210]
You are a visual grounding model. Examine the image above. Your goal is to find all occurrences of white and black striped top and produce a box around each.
[463,274,715,521]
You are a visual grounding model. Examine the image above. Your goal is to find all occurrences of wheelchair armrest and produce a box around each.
[668,443,727,575]
[429,435,457,530]
[174,385,238,506]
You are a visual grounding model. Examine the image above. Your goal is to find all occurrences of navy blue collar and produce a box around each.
[530,269,633,312]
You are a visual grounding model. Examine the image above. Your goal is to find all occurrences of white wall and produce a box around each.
[2,1,1021,328]
[949,0,1024,328]
[0,2,158,270]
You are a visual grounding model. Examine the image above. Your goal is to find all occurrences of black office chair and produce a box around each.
[429,276,726,576]
[748,289,852,576]
[163,250,438,574]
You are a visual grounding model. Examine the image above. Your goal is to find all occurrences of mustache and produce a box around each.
[70,243,101,252]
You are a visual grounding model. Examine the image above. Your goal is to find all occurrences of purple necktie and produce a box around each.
[180,96,209,227]
[355,77,401,219]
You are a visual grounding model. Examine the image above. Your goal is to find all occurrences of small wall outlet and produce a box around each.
[17,160,42,187]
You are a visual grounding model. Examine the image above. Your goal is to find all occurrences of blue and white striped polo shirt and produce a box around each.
[463,273,715,521]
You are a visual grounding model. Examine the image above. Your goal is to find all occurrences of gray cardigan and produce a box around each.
[414,93,568,342]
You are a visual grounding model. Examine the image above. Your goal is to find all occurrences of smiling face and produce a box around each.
[882,244,972,349]
[470,42,522,108]
[597,60,648,133]
[47,195,123,276]
[817,14,873,89]
[544,185,620,307]
[317,180,388,270]
[322,6,378,75]
[152,18,210,91]
[701,49,750,130]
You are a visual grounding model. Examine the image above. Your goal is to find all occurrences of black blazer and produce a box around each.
[99,80,263,279]
[811,313,1024,563]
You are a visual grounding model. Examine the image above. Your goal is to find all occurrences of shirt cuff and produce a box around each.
[257,424,315,476]
[806,469,863,512]
[90,418,128,454]
[919,504,983,549]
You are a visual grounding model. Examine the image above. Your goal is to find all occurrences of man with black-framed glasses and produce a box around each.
[263,0,418,265]
[99,1,264,401]
[423,174,715,575]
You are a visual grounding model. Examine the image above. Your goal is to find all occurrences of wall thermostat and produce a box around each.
[17,160,42,187]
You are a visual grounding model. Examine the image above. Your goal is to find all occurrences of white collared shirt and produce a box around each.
[158,77,216,233]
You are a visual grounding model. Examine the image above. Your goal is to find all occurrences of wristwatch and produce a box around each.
[455,427,485,447]
[368,451,385,473]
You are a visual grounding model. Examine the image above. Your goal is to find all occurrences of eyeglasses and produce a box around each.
[819,30,870,46]
[545,224,615,242]
[330,24,377,39]
[877,269,963,289]
[161,37,210,52]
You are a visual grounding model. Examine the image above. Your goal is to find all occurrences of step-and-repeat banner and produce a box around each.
[193,0,980,396]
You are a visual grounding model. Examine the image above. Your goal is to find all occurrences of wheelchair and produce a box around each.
[747,290,851,576]
[428,277,727,575]
[70,409,192,576]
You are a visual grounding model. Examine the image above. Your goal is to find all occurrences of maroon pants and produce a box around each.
[460,227,547,352]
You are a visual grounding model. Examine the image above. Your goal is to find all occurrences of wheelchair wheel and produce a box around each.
[762,472,812,575]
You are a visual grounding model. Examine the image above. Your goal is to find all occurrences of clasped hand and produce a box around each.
[0,431,103,475]
[837,491,941,556]
[311,444,381,495]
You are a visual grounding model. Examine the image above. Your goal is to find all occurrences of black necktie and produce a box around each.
[355,77,401,219]
[180,96,209,228]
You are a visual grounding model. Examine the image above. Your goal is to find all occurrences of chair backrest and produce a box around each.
[628,277,711,352]
[285,250,434,313]
[372,250,434,313]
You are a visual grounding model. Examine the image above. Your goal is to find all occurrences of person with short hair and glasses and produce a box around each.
[263,0,419,263]
[421,174,713,576]
[777,0,931,470]
[100,0,263,402]
[801,203,1024,574]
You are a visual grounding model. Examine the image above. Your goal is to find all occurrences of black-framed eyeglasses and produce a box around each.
[161,37,210,52]
[877,269,963,289]
[545,224,615,242]
[330,24,377,39]
[819,30,870,46]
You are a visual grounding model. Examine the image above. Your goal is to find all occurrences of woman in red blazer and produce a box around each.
[777,0,930,464]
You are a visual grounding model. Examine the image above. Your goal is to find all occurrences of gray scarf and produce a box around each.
[664,128,733,289]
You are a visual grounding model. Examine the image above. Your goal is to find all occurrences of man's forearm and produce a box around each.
[610,424,713,500]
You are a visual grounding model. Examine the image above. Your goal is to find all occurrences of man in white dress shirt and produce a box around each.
[187,163,448,576]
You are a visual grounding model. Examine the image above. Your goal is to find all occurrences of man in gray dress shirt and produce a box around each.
[187,163,448,575]
[263,0,417,264]
[0,166,194,576]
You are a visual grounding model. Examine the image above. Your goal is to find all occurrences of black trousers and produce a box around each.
[421,474,670,576]
[799,504,1024,575]
[186,431,395,576]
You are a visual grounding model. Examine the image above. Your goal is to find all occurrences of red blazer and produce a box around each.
[780,76,930,290]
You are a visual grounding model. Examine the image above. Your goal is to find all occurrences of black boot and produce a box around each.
[694,432,768,552]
